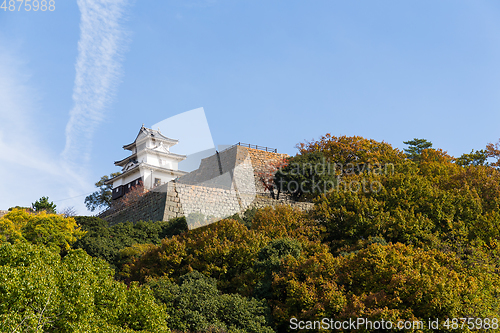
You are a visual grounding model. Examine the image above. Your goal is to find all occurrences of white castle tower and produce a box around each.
[106,125,187,200]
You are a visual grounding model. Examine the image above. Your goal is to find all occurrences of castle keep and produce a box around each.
[105,125,187,199]
[100,126,313,229]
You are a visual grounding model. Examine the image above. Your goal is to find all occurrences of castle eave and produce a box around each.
[114,153,138,167]
[104,166,139,185]
[144,148,186,161]
[123,142,136,151]
[140,163,188,176]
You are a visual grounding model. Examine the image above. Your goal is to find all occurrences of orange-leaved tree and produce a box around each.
[121,218,269,295]
[114,184,147,210]
[254,157,288,199]
[486,138,500,168]
[297,134,406,167]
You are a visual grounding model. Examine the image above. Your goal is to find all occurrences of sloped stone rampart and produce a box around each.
[102,191,168,226]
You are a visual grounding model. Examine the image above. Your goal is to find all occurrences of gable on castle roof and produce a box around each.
[123,125,179,150]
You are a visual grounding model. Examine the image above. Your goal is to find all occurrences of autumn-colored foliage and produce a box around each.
[121,218,269,295]
[296,134,406,166]
[112,135,500,332]
[251,205,324,243]
[3,134,500,332]
[255,157,288,198]
[486,138,500,168]
[269,242,500,332]
[114,184,148,210]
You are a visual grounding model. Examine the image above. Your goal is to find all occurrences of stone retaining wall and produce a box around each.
[104,191,168,226]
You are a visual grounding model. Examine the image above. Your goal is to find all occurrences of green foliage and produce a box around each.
[268,249,345,332]
[162,216,189,237]
[147,271,274,333]
[84,172,121,212]
[0,242,170,332]
[0,209,26,243]
[118,243,158,270]
[274,151,337,200]
[0,209,85,252]
[5,133,500,332]
[8,206,33,212]
[336,244,490,321]
[403,138,432,162]
[456,149,489,166]
[313,152,500,254]
[255,238,302,273]
[403,138,433,162]
[278,135,406,201]
[73,216,187,270]
[253,238,302,300]
[23,213,86,252]
[32,196,57,214]
[229,207,258,228]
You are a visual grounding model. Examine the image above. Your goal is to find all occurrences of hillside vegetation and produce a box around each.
[1,135,500,332]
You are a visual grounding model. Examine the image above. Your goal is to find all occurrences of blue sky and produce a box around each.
[1,0,500,214]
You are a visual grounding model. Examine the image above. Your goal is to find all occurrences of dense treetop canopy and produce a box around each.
[2,134,500,332]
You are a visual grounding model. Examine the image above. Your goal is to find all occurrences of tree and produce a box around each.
[72,216,188,270]
[84,172,121,212]
[251,205,323,243]
[147,271,274,333]
[297,134,406,167]
[60,206,77,217]
[0,209,86,252]
[122,219,268,295]
[287,135,405,200]
[32,196,56,214]
[455,149,488,167]
[274,151,337,200]
[403,138,433,162]
[454,139,500,168]
[266,242,500,332]
[114,183,147,211]
[486,139,500,169]
[0,242,170,332]
[253,238,302,300]
[254,158,288,199]
[8,206,33,212]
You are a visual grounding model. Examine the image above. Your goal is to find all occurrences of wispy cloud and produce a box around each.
[0,46,91,212]
[0,44,35,137]
[0,45,55,177]
[0,0,131,213]
[62,0,130,169]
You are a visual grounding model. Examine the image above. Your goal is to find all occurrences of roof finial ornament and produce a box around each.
[142,123,145,128]
[158,127,161,133]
